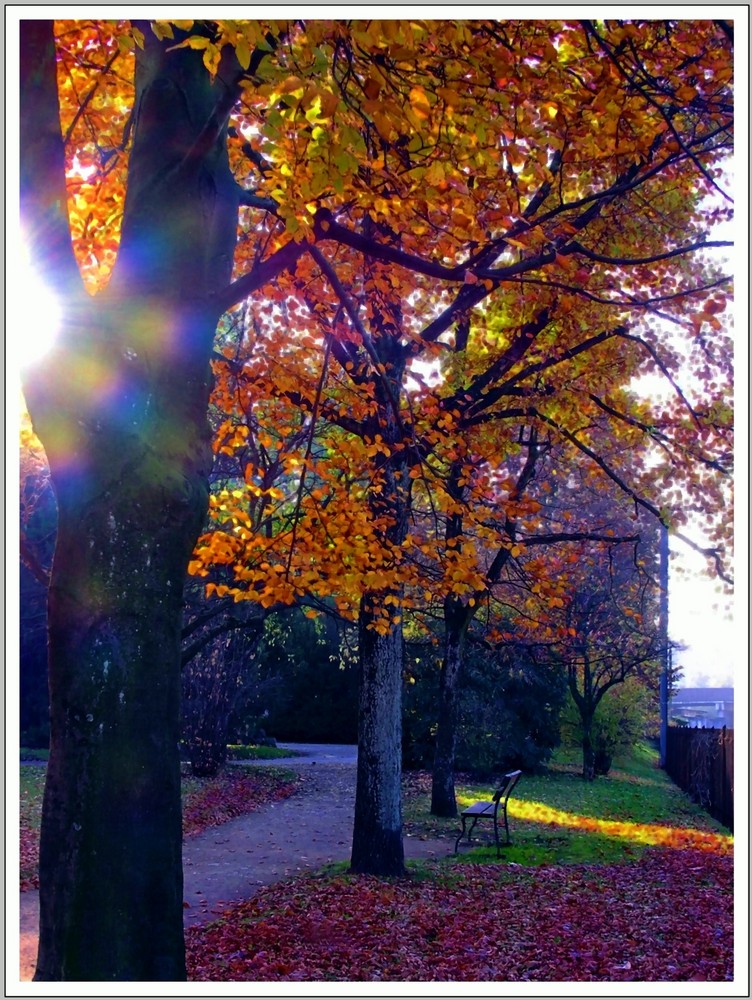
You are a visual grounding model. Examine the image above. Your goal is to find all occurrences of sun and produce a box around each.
[14,247,62,369]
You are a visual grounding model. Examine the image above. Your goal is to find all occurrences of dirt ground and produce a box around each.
[18,759,451,981]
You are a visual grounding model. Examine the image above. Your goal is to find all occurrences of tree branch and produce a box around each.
[20,20,84,299]
[20,536,52,589]
[441,309,552,419]
[236,186,278,211]
[214,239,308,315]
[522,532,640,546]
[564,239,733,267]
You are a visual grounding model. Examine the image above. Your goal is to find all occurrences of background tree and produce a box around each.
[180,586,268,777]
[559,676,655,776]
[253,609,358,744]
[403,639,567,775]
[534,518,665,780]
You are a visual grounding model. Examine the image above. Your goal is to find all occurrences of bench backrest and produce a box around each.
[492,769,522,806]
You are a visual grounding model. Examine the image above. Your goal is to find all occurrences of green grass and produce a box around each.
[226,744,303,761]
[20,767,47,837]
[20,748,50,762]
[402,743,731,868]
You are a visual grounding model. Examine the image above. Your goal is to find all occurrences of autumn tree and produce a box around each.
[537,526,665,780]
[20,19,304,980]
[18,17,733,980]
[410,427,653,816]
[195,19,732,853]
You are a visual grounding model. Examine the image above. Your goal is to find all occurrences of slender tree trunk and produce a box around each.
[21,21,240,979]
[430,602,469,817]
[430,455,480,818]
[350,597,405,876]
[582,720,596,781]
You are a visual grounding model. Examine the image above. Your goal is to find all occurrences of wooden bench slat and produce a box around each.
[462,802,495,816]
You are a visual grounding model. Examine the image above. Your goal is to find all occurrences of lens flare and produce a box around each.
[16,250,62,368]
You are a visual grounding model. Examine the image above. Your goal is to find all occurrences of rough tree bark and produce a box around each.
[349,337,409,877]
[21,21,239,980]
[350,598,406,876]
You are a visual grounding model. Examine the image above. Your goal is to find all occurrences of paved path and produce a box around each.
[19,746,451,981]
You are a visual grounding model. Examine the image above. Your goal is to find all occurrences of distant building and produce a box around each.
[669,687,734,729]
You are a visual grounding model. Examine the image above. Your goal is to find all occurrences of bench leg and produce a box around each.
[495,808,511,857]
[454,815,468,854]
[454,815,481,854]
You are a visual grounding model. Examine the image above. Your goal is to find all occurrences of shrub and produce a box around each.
[403,644,566,775]
[560,678,654,775]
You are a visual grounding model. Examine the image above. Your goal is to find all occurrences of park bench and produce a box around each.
[454,770,522,858]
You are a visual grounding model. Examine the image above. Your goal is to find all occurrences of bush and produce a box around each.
[242,610,358,744]
[403,643,566,775]
[560,678,654,775]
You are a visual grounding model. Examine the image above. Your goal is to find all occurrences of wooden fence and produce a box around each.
[664,726,734,831]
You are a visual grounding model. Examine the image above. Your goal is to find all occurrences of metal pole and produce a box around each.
[659,523,669,768]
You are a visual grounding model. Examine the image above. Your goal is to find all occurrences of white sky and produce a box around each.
[669,544,737,689]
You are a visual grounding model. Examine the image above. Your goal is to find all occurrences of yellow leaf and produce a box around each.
[235,37,251,70]
[151,22,174,41]
[409,86,431,120]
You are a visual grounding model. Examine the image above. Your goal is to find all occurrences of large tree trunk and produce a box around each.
[21,21,239,980]
[36,430,206,980]
[350,598,406,876]
[349,327,408,877]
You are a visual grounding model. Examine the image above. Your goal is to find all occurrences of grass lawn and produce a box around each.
[20,766,46,890]
[226,743,304,761]
[402,743,731,866]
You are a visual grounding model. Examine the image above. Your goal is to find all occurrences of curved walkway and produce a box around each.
[19,746,451,981]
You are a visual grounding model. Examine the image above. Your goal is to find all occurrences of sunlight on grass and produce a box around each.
[504,798,733,854]
[404,744,732,867]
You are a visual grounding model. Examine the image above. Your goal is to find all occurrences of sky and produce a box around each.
[669,545,738,690]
